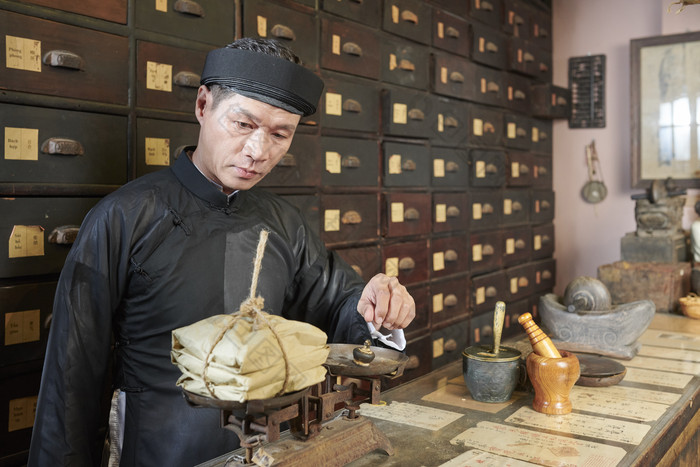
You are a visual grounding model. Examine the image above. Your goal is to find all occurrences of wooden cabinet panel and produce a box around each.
[333,245,381,283]
[320,137,379,188]
[430,147,469,188]
[431,235,469,279]
[430,275,469,326]
[382,0,432,45]
[501,225,532,267]
[383,192,431,238]
[501,188,530,225]
[135,0,234,45]
[432,192,469,233]
[431,96,470,148]
[22,0,127,23]
[321,193,379,245]
[470,21,507,69]
[505,150,534,187]
[321,17,381,80]
[320,72,380,133]
[469,190,501,231]
[469,149,505,188]
[382,87,434,139]
[471,269,506,315]
[470,229,502,274]
[321,0,381,28]
[382,239,429,286]
[432,9,470,57]
[531,223,554,259]
[382,141,431,187]
[381,36,431,90]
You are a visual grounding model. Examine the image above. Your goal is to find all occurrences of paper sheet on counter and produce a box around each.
[438,448,539,467]
[358,401,462,431]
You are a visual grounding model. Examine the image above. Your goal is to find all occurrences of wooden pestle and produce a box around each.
[517,312,562,358]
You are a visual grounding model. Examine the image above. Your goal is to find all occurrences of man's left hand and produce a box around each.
[357,274,415,330]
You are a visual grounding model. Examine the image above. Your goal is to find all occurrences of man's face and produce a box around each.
[192,87,301,193]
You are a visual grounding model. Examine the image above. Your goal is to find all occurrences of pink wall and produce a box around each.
[551,0,700,294]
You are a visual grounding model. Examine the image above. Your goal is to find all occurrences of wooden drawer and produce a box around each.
[431,317,469,369]
[136,41,210,113]
[506,150,534,187]
[470,310,494,345]
[468,0,503,28]
[469,149,505,188]
[258,133,320,188]
[504,262,535,302]
[432,9,470,57]
[1,11,128,105]
[432,192,469,233]
[431,0,469,17]
[431,96,470,148]
[468,105,503,148]
[135,0,234,45]
[383,334,432,389]
[0,369,42,460]
[383,192,431,238]
[470,21,507,69]
[471,269,506,315]
[1,103,127,187]
[532,258,556,293]
[432,51,472,100]
[528,5,552,51]
[135,118,199,179]
[532,154,552,188]
[0,197,101,279]
[502,0,530,39]
[531,83,571,119]
[382,141,431,187]
[321,17,380,80]
[531,223,554,260]
[382,0,432,45]
[472,63,506,106]
[279,194,319,236]
[1,280,56,368]
[469,191,500,231]
[470,229,502,274]
[501,225,532,267]
[23,0,127,23]
[382,239,429,286]
[431,147,469,188]
[242,0,318,70]
[332,245,381,283]
[530,118,553,154]
[431,275,469,326]
[531,45,552,83]
[320,72,380,133]
[321,193,379,246]
[504,114,532,151]
[501,189,530,226]
[321,0,381,28]
[382,87,434,138]
[505,72,532,114]
[531,189,555,224]
[320,137,379,188]
[431,235,469,279]
[507,36,537,76]
[502,297,528,339]
[380,36,431,90]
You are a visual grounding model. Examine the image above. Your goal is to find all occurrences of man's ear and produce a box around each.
[195,85,210,123]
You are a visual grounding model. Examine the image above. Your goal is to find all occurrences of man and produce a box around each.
[29,38,415,466]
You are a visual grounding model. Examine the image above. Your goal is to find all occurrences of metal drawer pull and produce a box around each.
[482,244,494,255]
[342,155,361,168]
[444,294,458,307]
[341,210,362,225]
[174,0,204,17]
[486,42,499,53]
[481,1,494,11]
[404,207,420,220]
[399,257,416,270]
[540,131,548,140]
[541,270,552,279]
[408,108,424,121]
[485,163,498,174]
[524,52,535,62]
[41,137,85,156]
[514,14,524,25]
[483,122,495,133]
[401,10,418,24]
[445,249,458,262]
[173,71,201,88]
[351,264,363,276]
[449,71,465,83]
[541,200,551,210]
[342,42,362,56]
[399,59,416,71]
[446,26,460,38]
[446,206,460,217]
[516,128,527,137]
[445,116,459,128]
[277,153,297,167]
[518,164,529,174]
[515,239,526,249]
[48,225,80,245]
[542,234,551,243]
[556,96,568,106]
[514,90,526,100]
[444,339,457,352]
[486,286,497,297]
[343,99,362,113]
[539,28,550,38]
[487,82,499,93]
[402,159,416,171]
[518,277,529,287]
[406,355,420,370]
[512,201,523,212]
[446,161,459,172]
[42,50,83,70]
[540,63,549,72]
[482,203,494,215]
[271,24,296,41]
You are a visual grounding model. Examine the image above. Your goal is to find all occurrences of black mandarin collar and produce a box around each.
[171,146,245,210]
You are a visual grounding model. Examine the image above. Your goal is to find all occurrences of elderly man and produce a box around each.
[29,38,414,466]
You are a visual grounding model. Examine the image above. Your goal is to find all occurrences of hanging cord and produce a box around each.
[201,229,291,399]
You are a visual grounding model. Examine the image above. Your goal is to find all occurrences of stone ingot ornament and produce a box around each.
[539,276,655,360]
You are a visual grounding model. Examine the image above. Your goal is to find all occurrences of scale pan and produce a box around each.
[325,343,409,377]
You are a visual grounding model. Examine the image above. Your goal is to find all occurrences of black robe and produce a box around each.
[29,149,372,466]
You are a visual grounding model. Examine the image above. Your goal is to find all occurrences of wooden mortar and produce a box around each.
[526,350,580,414]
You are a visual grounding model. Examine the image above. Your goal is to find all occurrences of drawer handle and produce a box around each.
[482,244,494,256]
[482,203,494,215]
[271,24,296,41]
[446,161,459,172]
[519,164,530,174]
[444,338,457,352]
[539,28,550,38]
[445,116,459,128]
[512,201,523,212]
[42,50,83,70]
[540,62,549,72]
[445,249,458,262]
[444,294,458,307]
[342,155,361,168]
[48,225,80,245]
[481,1,494,11]
[351,264,363,276]
[406,355,420,370]
[446,206,460,217]
[486,41,499,53]
[341,210,362,225]
[542,234,551,244]
[449,71,465,83]
[343,99,362,113]
[523,52,535,63]
[513,14,525,26]
[41,137,85,156]
[541,270,552,279]
[402,159,416,171]
[399,59,416,71]
[486,285,498,297]
[516,127,527,137]
[483,122,495,133]
[401,10,419,24]
[399,257,416,270]
[515,238,526,249]
[557,96,568,106]
[518,277,529,287]
[541,200,551,210]
[485,163,498,174]
[487,81,500,93]
[540,131,549,140]
[277,153,297,167]
[408,108,425,121]
[514,89,526,100]
[342,42,363,57]
[404,207,420,220]
[174,0,205,17]
[173,71,201,88]
[446,26,460,39]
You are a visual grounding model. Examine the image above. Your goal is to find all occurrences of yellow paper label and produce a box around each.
[472,244,483,262]
[392,5,400,23]
[4,309,40,346]
[535,200,541,213]
[393,103,408,124]
[332,34,341,55]
[8,396,37,432]
[506,238,515,255]
[433,293,444,313]
[389,53,397,71]
[532,127,539,142]
[437,22,444,39]
[534,234,542,251]
[388,154,402,174]
[433,252,445,271]
[480,78,486,94]
[257,16,268,37]
[4,127,39,161]
[145,137,170,166]
[536,271,542,284]
[508,86,514,101]
[433,158,445,178]
[385,257,399,277]
[503,198,512,215]
[437,113,444,133]
[433,337,444,358]
[435,203,447,223]
[518,48,523,63]
[391,202,404,223]
[9,225,44,258]
[510,277,518,294]
[473,203,482,220]
[476,286,485,305]
[479,37,485,53]
[440,66,448,84]
[507,122,516,139]
[473,118,483,136]
[475,160,486,178]
[155,0,168,12]
[325,151,342,174]
[511,161,520,178]
[5,35,41,72]
[324,209,340,232]
[146,61,172,92]
[325,92,343,116]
